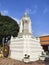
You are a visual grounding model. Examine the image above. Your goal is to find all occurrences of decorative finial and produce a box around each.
[24,10,28,16]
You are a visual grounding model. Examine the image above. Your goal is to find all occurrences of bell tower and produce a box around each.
[18,11,32,37]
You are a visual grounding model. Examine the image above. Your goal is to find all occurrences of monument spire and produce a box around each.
[10,11,44,62]
[24,10,28,15]
[24,10,28,17]
[18,11,32,37]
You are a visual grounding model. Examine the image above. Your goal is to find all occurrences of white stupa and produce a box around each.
[10,12,44,62]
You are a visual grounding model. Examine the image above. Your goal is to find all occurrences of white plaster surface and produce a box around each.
[10,12,43,61]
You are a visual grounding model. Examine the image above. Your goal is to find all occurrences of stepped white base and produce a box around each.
[10,36,43,62]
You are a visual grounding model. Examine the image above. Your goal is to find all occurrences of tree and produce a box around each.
[0,15,19,45]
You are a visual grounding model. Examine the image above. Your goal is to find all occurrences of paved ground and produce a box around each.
[0,58,49,65]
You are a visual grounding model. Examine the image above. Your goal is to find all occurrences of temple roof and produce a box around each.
[40,35,49,45]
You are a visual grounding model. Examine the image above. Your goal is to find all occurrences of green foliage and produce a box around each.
[46,51,49,55]
[0,45,3,50]
[0,15,19,45]
[0,15,19,37]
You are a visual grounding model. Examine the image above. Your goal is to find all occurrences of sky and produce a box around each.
[0,0,49,37]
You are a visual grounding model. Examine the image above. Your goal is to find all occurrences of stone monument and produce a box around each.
[10,12,44,62]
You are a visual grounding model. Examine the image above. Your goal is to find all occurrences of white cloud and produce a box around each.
[26,8,37,15]
[1,10,8,15]
[43,8,48,14]
[25,5,38,15]
[39,33,49,37]
[34,31,49,37]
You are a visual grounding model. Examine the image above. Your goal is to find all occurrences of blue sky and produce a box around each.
[0,0,49,37]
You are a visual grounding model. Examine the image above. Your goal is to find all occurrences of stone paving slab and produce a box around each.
[0,58,49,65]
